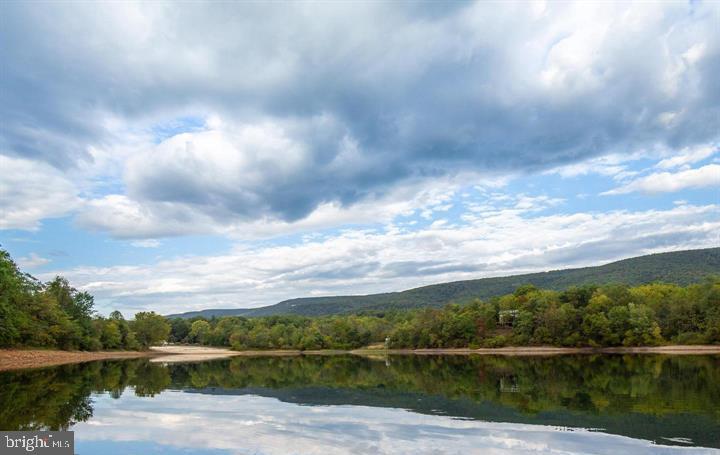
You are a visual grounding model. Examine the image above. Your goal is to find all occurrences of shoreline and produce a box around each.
[151,344,720,359]
[2,345,719,371]
[357,345,720,356]
[0,349,157,372]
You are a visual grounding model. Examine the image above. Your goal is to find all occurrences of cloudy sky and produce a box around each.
[1,1,718,316]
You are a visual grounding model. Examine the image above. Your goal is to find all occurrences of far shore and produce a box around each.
[3,345,719,371]
[149,344,720,361]
[365,345,720,356]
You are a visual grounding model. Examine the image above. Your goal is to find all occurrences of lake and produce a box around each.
[1,354,718,454]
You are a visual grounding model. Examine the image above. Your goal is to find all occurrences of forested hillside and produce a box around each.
[170,279,720,350]
[169,248,720,318]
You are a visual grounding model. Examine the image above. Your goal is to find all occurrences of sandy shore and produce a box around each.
[150,346,246,363]
[148,346,350,362]
[0,349,155,372]
[150,346,242,355]
[153,344,720,358]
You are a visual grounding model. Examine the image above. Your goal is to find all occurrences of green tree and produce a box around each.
[622,304,663,346]
[131,312,170,348]
[189,320,212,344]
[169,318,192,343]
[0,250,24,346]
[101,320,122,349]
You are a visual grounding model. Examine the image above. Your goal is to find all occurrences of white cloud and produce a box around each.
[130,239,161,248]
[46,203,719,315]
[16,252,50,269]
[0,156,80,230]
[124,121,312,211]
[542,152,647,181]
[77,195,215,238]
[656,145,717,170]
[603,164,720,195]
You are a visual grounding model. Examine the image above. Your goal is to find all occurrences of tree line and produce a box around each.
[2,246,718,351]
[0,249,169,350]
[170,278,719,350]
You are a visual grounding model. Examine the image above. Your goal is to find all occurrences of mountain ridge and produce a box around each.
[167,247,720,319]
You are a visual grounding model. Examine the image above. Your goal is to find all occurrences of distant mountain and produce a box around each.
[167,247,720,319]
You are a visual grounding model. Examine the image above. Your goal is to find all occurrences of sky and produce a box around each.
[0,1,718,316]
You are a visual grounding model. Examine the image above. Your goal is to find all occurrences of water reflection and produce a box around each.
[1,354,718,453]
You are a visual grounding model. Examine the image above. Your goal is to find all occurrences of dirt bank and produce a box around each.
[0,349,155,372]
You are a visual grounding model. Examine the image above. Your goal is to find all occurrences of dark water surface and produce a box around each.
[1,354,718,454]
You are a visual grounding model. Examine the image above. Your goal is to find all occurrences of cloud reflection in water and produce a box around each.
[75,391,715,455]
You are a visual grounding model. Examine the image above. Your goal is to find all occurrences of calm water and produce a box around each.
[1,354,719,454]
